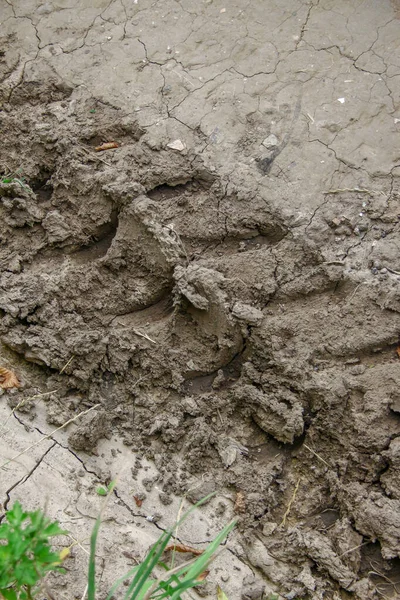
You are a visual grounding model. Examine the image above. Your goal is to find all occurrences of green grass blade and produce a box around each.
[88,480,117,600]
[87,513,101,600]
[123,493,217,600]
[105,566,140,600]
[123,530,172,600]
[149,520,236,600]
[166,520,237,600]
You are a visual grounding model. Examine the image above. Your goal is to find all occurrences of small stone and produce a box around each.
[380,268,388,274]
[262,522,277,536]
[167,139,186,151]
[262,134,279,148]
[232,302,263,326]
[330,217,342,228]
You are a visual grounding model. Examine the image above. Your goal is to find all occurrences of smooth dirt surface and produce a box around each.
[1,1,400,599]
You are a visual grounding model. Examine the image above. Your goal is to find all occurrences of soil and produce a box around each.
[1,1,400,599]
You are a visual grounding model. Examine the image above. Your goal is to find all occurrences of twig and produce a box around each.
[385,266,400,276]
[345,283,362,304]
[80,583,88,600]
[217,408,224,426]
[67,533,90,556]
[303,444,330,467]
[132,329,156,344]
[170,477,207,570]
[60,355,75,374]
[280,478,301,527]
[77,147,112,167]
[1,390,58,430]
[165,543,204,556]
[0,404,101,469]
[369,569,400,596]
[131,376,149,389]
[323,188,373,196]
[339,541,370,557]
[171,69,195,88]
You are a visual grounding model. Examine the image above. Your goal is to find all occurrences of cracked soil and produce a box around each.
[1,0,400,599]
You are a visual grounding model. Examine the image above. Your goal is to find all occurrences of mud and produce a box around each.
[1,0,400,599]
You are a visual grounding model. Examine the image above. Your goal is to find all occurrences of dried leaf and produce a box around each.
[59,547,71,561]
[95,141,119,152]
[396,346,400,358]
[164,542,204,556]
[217,585,229,600]
[197,570,210,581]
[234,490,245,514]
[0,367,21,389]
[133,495,143,507]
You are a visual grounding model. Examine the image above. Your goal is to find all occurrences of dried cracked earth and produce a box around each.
[1,0,400,598]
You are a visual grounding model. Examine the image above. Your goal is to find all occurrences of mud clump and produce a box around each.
[1,76,400,600]
[68,409,110,453]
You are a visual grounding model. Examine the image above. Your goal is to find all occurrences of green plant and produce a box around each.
[0,502,67,600]
[96,481,116,496]
[0,172,28,188]
[88,490,236,600]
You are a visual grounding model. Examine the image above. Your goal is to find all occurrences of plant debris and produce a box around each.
[234,491,246,514]
[0,367,21,389]
[133,494,143,507]
[164,543,204,556]
[94,141,119,152]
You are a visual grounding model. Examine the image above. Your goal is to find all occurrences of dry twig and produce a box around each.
[1,403,101,469]
[280,478,301,527]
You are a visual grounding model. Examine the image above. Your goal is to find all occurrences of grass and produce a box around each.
[0,171,29,189]
[0,491,236,600]
[88,487,236,600]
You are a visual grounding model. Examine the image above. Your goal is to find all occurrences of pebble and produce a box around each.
[262,134,279,148]
[166,139,186,151]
